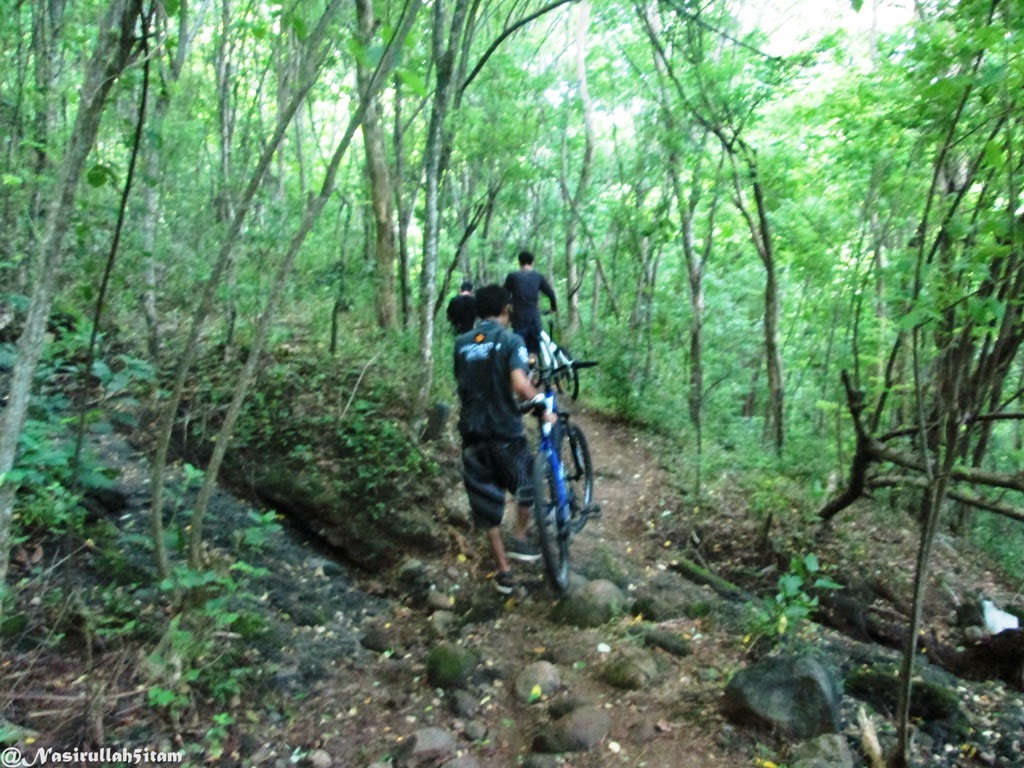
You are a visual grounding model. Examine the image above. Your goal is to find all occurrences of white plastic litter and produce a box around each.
[981,599,1020,634]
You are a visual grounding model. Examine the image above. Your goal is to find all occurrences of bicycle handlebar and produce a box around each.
[518,393,547,415]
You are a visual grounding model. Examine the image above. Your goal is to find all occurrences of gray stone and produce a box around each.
[440,756,480,768]
[451,690,481,718]
[627,719,660,745]
[533,706,612,753]
[392,727,458,768]
[643,626,691,657]
[523,756,565,768]
[429,610,458,638]
[428,590,455,611]
[515,661,561,703]
[463,720,488,742]
[721,655,840,739]
[359,625,396,654]
[398,558,429,586]
[631,571,710,621]
[600,645,661,690]
[791,734,855,768]
[305,749,332,768]
[551,579,626,628]
[844,663,962,722]
[965,625,985,642]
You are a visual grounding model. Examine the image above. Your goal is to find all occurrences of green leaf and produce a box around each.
[778,573,803,598]
[86,164,117,188]
[397,68,428,98]
[813,577,844,590]
[284,11,308,39]
[982,139,1005,170]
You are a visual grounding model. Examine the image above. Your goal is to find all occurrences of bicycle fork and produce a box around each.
[541,423,571,531]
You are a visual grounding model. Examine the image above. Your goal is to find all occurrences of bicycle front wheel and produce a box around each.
[532,448,570,593]
[560,421,594,514]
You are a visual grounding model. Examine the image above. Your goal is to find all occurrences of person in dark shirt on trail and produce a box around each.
[503,250,557,357]
[453,284,555,594]
[446,280,476,335]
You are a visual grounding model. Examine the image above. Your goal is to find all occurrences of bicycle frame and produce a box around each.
[537,390,570,528]
[525,374,598,593]
[537,328,571,375]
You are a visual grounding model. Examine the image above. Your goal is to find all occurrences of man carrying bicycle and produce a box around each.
[503,250,558,359]
[453,284,554,594]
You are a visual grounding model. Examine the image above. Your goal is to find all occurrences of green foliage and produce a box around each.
[970,515,1024,589]
[746,554,842,643]
[146,561,270,717]
[233,509,281,553]
[189,343,440,518]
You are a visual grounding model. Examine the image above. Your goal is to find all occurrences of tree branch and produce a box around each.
[458,0,576,98]
[868,475,1024,524]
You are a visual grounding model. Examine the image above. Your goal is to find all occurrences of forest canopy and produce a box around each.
[2,1,1024,761]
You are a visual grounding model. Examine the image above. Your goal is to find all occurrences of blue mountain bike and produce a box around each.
[521,379,600,593]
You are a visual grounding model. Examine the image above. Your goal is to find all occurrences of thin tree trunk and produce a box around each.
[147,0,348,579]
[141,0,195,359]
[672,148,718,495]
[728,145,785,454]
[217,0,241,358]
[559,0,592,337]
[393,78,414,329]
[0,0,142,597]
[355,0,397,330]
[28,0,66,244]
[72,21,152,480]
[415,0,472,419]
[188,0,422,567]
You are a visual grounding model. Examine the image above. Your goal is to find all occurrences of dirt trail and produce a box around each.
[282,405,747,767]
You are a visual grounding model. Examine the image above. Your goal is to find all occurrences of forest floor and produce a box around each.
[2,407,1023,767]
[282,409,748,767]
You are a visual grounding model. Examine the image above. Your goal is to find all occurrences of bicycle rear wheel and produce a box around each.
[552,348,580,400]
[532,448,570,593]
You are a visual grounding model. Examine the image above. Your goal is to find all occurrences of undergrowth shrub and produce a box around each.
[177,339,446,568]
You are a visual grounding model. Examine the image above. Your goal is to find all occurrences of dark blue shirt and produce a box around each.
[453,320,530,442]
[503,269,557,336]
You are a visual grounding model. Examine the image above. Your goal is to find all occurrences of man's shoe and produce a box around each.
[507,536,541,562]
[494,570,517,594]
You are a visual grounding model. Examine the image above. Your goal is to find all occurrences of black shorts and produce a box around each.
[461,437,534,529]
[513,321,541,355]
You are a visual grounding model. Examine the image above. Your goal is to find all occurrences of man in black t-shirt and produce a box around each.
[446,281,476,335]
[503,250,558,356]
[454,284,553,593]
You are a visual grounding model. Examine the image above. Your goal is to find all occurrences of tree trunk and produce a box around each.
[147,0,348,579]
[356,0,397,330]
[28,0,66,243]
[0,0,142,597]
[415,0,473,419]
[141,0,195,359]
[728,145,785,454]
[559,0,593,337]
[187,0,422,567]
[672,147,718,495]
